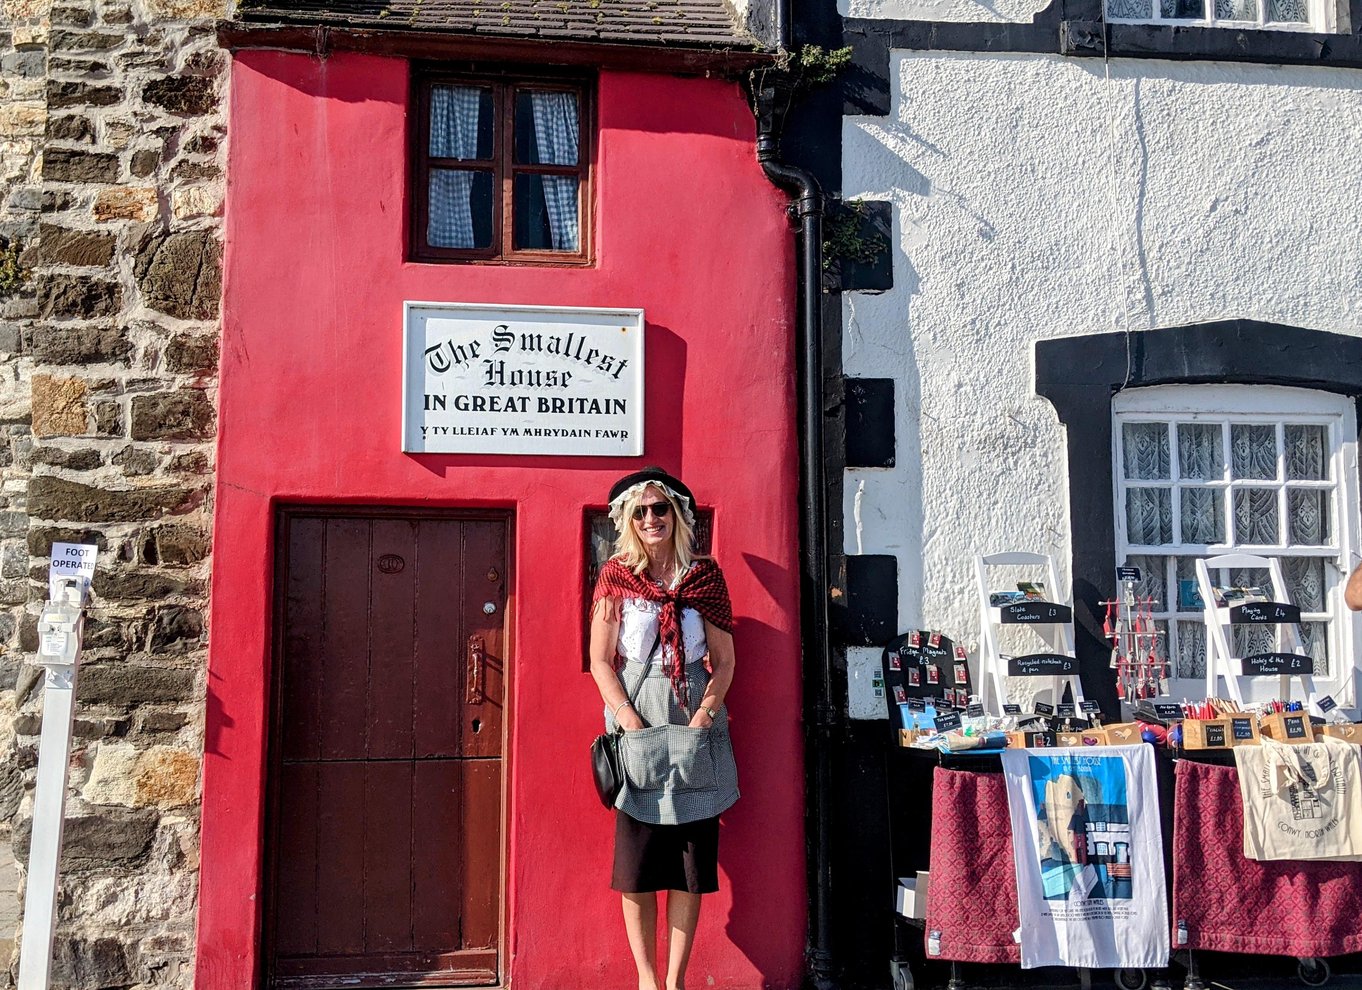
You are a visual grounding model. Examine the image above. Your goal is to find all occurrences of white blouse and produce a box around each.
[617,597,709,666]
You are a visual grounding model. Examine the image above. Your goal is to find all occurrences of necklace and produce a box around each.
[649,557,677,588]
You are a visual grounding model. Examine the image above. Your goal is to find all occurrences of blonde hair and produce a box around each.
[613,483,696,576]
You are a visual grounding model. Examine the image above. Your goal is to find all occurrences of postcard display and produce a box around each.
[975,552,1084,711]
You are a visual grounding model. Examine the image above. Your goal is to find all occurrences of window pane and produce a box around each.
[1266,0,1308,20]
[1233,488,1278,544]
[1177,423,1223,480]
[1300,622,1329,675]
[428,169,494,249]
[1214,0,1256,16]
[1228,566,1272,594]
[1125,555,1168,608]
[1287,489,1329,545]
[1126,488,1172,545]
[1179,487,1224,545]
[1107,0,1153,14]
[1123,423,1169,479]
[1175,557,1205,611]
[1233,624,1276,658]
[1283,557,1325,612]
[1176,620,1206,679]
[513,174,580,252]
[1161,0,1205,15]
[515,90,580,165]
[429,85,494,160]
[1285,424,1327,480]
[1231,424,1277,480]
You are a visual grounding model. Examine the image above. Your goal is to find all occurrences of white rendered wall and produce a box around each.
[842,52,1362,717]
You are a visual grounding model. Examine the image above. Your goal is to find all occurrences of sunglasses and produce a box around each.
[631,502,673,521]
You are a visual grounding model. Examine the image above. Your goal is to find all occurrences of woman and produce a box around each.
[589,467,739,990]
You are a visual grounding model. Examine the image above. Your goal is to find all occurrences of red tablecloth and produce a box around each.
[923,767,1021,963]
[1172,758,1362,958]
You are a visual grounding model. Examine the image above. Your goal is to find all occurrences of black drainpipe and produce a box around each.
[755,84,837,990]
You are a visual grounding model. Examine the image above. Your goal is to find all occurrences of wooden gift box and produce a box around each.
[1057,729,1108,747]
[1259,711,1315,744]
[1104,722,1144,745]
[1320,723,1362,743]
[1182,718,1232,750]
[1004,730,1056,749]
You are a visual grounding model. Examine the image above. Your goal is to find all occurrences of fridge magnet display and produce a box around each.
[953,662,968,684]
[908,666,921,687]
[888,651,901,671]
[892,685,907,705]
[927,664,940,685]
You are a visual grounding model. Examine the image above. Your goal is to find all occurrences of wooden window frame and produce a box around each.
[410,68,594,266]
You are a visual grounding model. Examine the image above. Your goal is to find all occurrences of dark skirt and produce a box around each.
[611,811,720,894]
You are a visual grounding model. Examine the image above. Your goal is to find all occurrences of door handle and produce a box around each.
[467,635,485,704]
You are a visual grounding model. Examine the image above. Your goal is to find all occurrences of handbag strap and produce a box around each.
[618,630,661,717]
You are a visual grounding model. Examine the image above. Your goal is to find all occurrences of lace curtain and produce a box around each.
[528,91,580,251]
[428,86,484,249]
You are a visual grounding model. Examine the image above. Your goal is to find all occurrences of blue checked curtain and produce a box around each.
[529,91,580,251]
[428,85,483,249]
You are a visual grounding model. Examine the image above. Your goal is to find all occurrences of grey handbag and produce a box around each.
[589,632,658,809]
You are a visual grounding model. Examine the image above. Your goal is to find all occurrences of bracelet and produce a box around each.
[701,705,719,720]
[612,699,634,718]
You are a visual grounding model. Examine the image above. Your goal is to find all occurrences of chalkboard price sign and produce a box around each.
[1153,702,1184,720]
[966,702,985,718]
[1003,704,1022,715]
[1116,566,1142,582]
[1318,695,1338,714]
[1231,716,1256,740]
[1080,700,1103,714]
[1240,652,1310,676]
[907,697,926,712]
[1034,702,1055,716]
[1057,703,1076,718]
[934,710,962,731]
[1229,601,1301,624]
[1008,653,1078,676]
[1000,601,1073,625]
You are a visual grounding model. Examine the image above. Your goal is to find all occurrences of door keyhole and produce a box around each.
[472,718,482,734]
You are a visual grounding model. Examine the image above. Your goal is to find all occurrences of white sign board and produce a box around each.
[48,542,97,603]
[403,302,644,456]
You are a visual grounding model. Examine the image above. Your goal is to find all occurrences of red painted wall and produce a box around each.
[197,50,804,990]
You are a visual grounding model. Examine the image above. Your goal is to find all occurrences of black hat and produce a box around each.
[608,466,694,512]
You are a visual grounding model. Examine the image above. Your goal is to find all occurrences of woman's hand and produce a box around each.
[687,708,715,729]
[617,707,646,732]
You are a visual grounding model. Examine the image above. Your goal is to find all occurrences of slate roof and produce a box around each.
[234,0,759,49]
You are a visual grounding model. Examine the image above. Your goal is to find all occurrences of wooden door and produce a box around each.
[267,511,509,990]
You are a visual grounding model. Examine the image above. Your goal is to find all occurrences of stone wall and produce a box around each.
[0,0,226,980]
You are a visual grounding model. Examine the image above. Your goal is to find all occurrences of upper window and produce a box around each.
[412,73,591,264]
[1105,0,1325,29]
[1113,385,1360,698]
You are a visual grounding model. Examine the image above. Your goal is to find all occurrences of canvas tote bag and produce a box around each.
[1235,735,1362,862]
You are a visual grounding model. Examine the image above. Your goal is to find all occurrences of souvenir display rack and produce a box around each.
[1195,553,1318,708]
[974,551,1083,711]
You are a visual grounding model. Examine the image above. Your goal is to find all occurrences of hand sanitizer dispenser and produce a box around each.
[36,577,83,666]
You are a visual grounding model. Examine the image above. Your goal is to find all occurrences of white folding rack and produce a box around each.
[975,551,1084,711]
[1195,553,1317,707]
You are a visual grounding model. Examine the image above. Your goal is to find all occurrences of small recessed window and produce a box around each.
[413,73,591,264]
[1106,0,1321,28]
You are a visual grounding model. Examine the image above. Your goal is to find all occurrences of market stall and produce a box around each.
[879,557,1362,990]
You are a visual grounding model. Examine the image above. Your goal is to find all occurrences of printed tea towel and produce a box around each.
[1234,735,1362,862]
[1001,744,1169,969]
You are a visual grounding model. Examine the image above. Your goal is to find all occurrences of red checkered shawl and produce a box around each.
[591,557,733,706]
